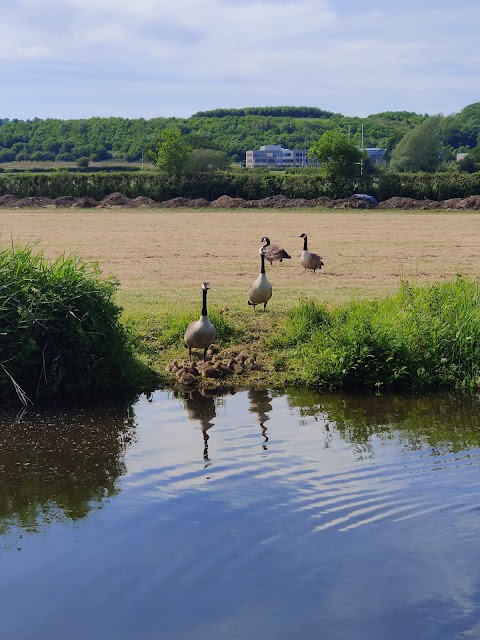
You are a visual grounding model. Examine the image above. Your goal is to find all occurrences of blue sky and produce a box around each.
[1,0,479,120]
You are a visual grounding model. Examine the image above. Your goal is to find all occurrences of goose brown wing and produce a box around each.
[264,244,291,261]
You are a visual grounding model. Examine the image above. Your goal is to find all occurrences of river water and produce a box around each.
[1,387,480,639]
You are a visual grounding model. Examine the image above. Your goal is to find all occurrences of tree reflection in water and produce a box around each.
[247,388,272,449]
[0,399,138,534]
[285,388,480,459]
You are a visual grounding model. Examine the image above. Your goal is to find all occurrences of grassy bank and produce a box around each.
[127,277,480,393]
[0,244,154,405]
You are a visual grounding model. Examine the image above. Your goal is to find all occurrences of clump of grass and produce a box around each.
[0,242,151,404]
[273,277,480,391]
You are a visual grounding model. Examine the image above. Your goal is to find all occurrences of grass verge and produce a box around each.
[125,276,480,393]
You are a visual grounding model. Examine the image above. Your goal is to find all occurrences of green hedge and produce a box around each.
[1,170,480,202]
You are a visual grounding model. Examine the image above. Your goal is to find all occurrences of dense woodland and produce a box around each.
[0,103,478,168]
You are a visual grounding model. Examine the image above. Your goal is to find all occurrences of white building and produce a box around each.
[246,144,386,168]
[246,145,317,169]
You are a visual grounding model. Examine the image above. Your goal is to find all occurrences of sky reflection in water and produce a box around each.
[1,388,480,640]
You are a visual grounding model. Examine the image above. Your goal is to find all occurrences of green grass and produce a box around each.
[270,277,480,391]
[4,242,479,402]
[125,276,480,393]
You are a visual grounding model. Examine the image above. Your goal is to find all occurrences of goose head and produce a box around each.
[202,282,210,291]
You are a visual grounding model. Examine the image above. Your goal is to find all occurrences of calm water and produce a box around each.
[1,387,480,639]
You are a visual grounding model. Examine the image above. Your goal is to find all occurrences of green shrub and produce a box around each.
[0,243,147,404]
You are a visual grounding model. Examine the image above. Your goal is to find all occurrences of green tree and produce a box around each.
[184,149,231,173]
[76,156,90,168]
[390,116,442,172]
[308,130,363,197]
[155,127,192,177]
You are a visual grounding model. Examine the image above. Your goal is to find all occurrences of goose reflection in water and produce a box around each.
[247,388,272,450]
[181,387,235,466]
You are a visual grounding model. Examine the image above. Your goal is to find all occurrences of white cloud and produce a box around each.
[1,1,480,118]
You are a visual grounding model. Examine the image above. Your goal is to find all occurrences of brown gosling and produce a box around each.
[198,359,215,371]
[244,356,260,371]
[171,361,185,374]
[187,362,200,377]
[176,366,189,379]
[165,360,179,373]
[214,362,233,377]
[201,365,224,379]
[179,370,196,386]
[227,358,245,375]
[235,352,248,364]
[207,343,221,355]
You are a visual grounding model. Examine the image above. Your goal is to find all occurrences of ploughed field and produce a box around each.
[1,207,479,310]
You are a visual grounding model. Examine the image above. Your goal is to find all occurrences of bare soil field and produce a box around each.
[1,207,479,310]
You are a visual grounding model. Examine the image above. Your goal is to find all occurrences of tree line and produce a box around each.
[1,102,480,173]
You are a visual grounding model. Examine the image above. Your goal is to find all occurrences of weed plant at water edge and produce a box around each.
[273,277,480,391]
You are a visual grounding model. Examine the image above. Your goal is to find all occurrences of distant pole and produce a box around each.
[361,124,364,177]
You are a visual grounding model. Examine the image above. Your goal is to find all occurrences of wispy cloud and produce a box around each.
[1,0,479,118]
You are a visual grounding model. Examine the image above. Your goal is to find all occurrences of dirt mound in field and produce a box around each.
[2,191,480,210]
[333,197,374,209]
[377,197,419,209]
[0,194,19,206]
[209,195,247,208]
[159,196,207,208]
[71,196,97,208]
[15,196,56,208]
[457,195,480,209]
[128,196,159,207]
[54,196,80,207]
[307,197,335,207]
[97,192,132,207]
[439,198,463,209]
[256,195,314,208]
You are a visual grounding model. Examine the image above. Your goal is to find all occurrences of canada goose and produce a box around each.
[248,247,272,311]
[261,236,291,265]
[184,282,217,360]
[299,233,324,273]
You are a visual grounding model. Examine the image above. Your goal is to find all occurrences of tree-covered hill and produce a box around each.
[0,103,479,165]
